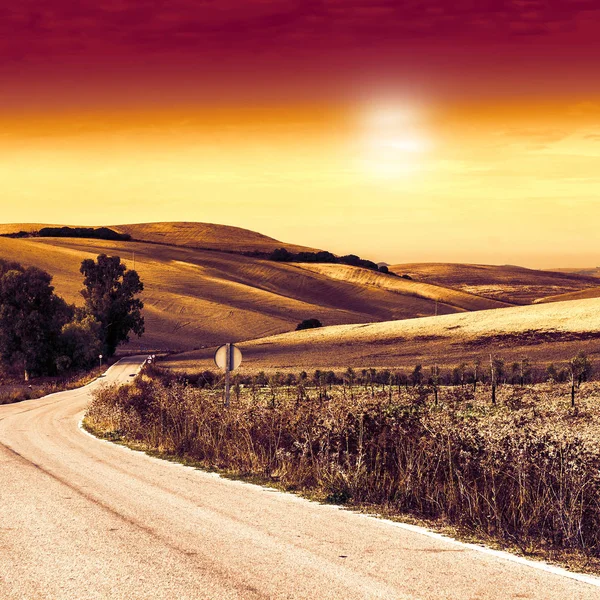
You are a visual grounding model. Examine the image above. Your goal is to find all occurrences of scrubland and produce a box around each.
[86,366,600,571]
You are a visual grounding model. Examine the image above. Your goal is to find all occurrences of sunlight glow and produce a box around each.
[359,105,432,179]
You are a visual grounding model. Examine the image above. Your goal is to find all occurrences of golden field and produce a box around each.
[1,222,598,370]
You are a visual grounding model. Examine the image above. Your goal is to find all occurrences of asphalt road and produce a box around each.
[1,356,599,599]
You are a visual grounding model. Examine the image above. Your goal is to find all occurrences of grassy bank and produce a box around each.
[85,371,600,572]
[0,363,112,405]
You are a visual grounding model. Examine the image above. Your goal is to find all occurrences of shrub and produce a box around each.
[296,318,323,331]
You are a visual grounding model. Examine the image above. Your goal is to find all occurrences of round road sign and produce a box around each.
[214,344,243,371]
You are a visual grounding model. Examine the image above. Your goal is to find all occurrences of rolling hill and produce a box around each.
[3,221,597,368]
[165,297,600,373]
[389,262,599,304]
[0,221,319,255]
[0,232,504,352]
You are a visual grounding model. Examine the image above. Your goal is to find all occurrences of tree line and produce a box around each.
[0,254,144,380]
[265,248,392,274]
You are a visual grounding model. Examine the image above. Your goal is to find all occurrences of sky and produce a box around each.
[1,1,600,268]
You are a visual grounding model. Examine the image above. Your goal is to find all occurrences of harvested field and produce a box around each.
[165,297,600,373]
[390,263,599,304]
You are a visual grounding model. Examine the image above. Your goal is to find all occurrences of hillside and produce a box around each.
[535,287,600,304]
[390,262,599,304]
[550,267,600,278]
[295,263,510,312]
[0,221,319,255]
[164,297,600,372]
[0,235,488,352]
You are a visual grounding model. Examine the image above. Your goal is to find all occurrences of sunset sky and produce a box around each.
[1,1,600,268]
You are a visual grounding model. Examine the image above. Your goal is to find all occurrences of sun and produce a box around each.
[358,105,432,179]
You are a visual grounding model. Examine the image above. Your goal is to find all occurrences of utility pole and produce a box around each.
[224,343,232,407]
[489,353,496,405]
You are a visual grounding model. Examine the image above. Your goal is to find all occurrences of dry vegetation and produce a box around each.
[0,363,109,405]
[390,263,599,304]
[85,367,600,570]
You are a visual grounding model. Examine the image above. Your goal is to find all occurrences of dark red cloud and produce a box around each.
[3,0,600,60]
[2,1,600,109]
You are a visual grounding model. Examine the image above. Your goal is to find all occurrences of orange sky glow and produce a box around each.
[2,2,600,268]
[2,100,599,268]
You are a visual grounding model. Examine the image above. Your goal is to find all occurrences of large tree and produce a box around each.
[0,260,72,378]
[80,254,144,356]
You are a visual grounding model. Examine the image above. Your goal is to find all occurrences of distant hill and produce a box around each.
[389,262,599,304]
[0,222,320,255]
[4,222,597,363]
[550,267,600,278]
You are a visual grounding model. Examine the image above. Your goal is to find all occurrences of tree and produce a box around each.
[80,254,144,356]
[569,352,593,408]
[58,312,102,371]
[411,364,423,387]
[296,318,322,331]
[0,260,72,378]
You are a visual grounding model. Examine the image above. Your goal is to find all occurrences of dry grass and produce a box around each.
[85,372,600,568]
[390,262,598,304]
[0,364,109,405]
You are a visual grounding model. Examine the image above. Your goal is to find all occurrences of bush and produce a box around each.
[268,248,382,272]
[296,318,323,331]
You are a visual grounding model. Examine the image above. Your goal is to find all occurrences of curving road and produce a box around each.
[1,356,599,599]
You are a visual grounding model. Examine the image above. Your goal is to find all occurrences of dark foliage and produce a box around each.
[0,231,30,238]
[268,247,388,273]
[38,227,131,242]
[296,318,323,331]
[0,259,73,376]
[80,254,144,357]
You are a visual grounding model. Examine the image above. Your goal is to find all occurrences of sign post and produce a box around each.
[214,343,243,406]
